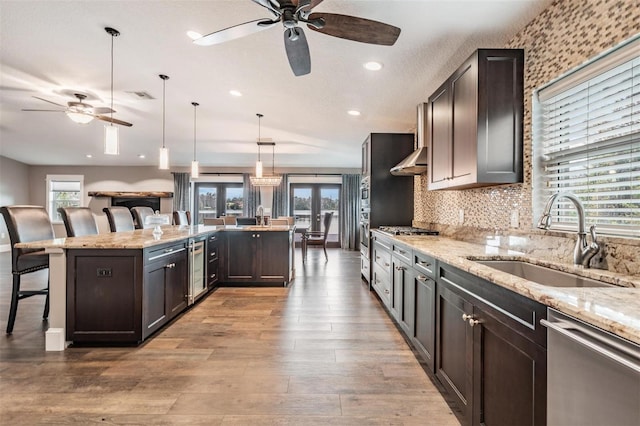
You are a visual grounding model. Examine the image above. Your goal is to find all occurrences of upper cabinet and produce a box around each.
[428,49,524,190]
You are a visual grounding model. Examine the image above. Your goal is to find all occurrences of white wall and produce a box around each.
[0,156,31,248]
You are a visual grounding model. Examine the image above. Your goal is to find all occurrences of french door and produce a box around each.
[290,184,340,246]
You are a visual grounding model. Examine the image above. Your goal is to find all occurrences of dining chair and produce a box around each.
[0,205,53,334]
[131,206,155,229]
[304,211,334,261]
[102,206,135,232]
[173,210,191,226]
[204,217,225,225]
[58,207,98,237]
[236,217,258,225]
[223,216,237,225]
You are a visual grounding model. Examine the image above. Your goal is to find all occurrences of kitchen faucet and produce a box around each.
[537,192,600,267]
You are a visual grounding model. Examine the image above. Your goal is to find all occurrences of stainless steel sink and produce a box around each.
[474,260,615,288]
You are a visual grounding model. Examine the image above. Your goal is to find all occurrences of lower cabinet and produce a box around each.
[207,233,220,288]
[413,272,436,373]
[224,230,292,284]
[437,263,547,426]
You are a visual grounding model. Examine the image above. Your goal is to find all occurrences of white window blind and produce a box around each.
[46,175,84,222]
[535,38,640,237]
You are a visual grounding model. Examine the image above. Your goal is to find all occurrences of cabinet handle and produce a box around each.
[469,319,481,327]
[384,289,390,294]
[416,275,428,282]
[164,248,174,253]
[462,313,473,321]
[395,266,406,271]
[256,234,260,238]
[210,252,216,257]
[210,273,216,279]
[165,263,176,269]
[398,249,407,254]
[384,262,390,267]
[418,260,431,267]
[252,234,256,237]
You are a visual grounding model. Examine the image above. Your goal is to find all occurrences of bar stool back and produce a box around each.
[103,206,135,232]
[131,206,154,229]
[58,207,98,237]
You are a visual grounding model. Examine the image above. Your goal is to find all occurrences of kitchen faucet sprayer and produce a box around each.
[537,192,600,268]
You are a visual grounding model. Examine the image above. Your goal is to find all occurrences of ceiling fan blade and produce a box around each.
[293,0,323,12]
[21,109,64,112]
[92,107,115,114]
[95,115,133,127]
[307,13,401,46]
[194,19,278,46]
[284,28,311,76]
[33,96,66,107]
[251,0,280,16]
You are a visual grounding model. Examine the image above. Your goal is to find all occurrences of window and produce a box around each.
[46,175,84,222]
[193,182,243,224]
[534,37,640,237]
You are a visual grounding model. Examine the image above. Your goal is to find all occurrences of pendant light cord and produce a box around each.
[110,32,114,124]
[162,78,166,149]
[192,102,199,161]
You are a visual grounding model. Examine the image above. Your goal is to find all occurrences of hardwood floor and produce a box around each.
[0,248,459,425]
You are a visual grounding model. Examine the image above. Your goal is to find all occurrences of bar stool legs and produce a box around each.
[6,274,50,335]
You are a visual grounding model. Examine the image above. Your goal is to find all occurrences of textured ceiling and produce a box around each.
[0,0,552,169]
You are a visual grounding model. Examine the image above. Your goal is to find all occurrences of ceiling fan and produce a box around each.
[22,93,133,127]
[194,0,401,76]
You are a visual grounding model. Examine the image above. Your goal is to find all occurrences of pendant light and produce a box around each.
[250,113,282,186]
[104,27,120,155]
[255,113,264,178]
[191,102,200,178]
[158,74,170,170]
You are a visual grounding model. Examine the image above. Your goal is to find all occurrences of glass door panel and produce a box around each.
[290,184,341,245]
[225,186,244,217]
[320,186,340,241]
[291,187,312,229]
[196,185,217,224]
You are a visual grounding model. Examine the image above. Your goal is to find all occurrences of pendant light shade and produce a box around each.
[191,102,200,179]
[250,113,282,186]
[158,74,170,170]
[104,27,120,155]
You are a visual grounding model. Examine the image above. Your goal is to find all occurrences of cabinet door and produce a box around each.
[436,282,474,424]
[390,258,408,320]
[429,84,451,187]
[414,274,436,373]
[473,309,547,426]
[450,59,477,184]
[144,261,169,338]
[166,251,188,320]
[257,232,289,282]
[224,232,256,281]
[400,267,415,337]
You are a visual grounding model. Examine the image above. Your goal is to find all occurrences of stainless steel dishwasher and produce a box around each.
[541,308,640,426]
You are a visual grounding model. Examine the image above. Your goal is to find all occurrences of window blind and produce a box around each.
[536,42,639,237]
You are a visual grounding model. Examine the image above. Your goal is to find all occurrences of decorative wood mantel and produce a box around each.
[88,191,174,198]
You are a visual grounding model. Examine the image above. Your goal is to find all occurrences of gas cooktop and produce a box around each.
[377,226,439,236]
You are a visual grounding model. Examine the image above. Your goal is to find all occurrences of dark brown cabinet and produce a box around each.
[414,271,436,372]
[207,232,220,288]
[428,49,524,190]
[224,230,293,285]
[437,263,547,426]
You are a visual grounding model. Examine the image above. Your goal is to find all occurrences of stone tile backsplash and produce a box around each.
[413,0,640,276]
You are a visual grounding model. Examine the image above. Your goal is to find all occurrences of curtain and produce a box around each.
[243,173,261,217]
[271,173,288,218]
[340,174,361,250]
[173,172,190,212]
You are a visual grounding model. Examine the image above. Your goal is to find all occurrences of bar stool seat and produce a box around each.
[0,205,53,334]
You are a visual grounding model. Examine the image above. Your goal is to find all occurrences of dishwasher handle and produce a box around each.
[541,319,640,374]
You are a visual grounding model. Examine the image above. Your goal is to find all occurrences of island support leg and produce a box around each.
[45,248,67,351]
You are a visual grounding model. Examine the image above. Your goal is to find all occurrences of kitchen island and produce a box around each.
[16,224,295,350]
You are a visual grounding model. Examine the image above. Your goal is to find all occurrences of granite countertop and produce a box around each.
[16,224,293,250]
[388,233,640,345]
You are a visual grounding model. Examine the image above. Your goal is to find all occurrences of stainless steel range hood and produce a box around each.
[390,103,428,176]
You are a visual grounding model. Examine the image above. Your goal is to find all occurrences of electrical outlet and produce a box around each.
[458,209,464,225]
[510,210,519,228]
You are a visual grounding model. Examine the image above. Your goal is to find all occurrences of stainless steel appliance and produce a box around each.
[542,309,640,426]
[360,209,370,282]
[377,226,439,236]
[360,176,370,209]
[188,235,207,305]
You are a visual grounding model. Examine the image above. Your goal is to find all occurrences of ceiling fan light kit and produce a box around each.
[191,102,200,179]
[158,74,170,170]
[194,0,401,76]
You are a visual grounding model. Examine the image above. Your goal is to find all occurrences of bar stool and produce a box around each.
[58,207,98,237]
[102,206,135,232]
[173,210,191,225]
[131,206,154,229]
[0,205,53,334]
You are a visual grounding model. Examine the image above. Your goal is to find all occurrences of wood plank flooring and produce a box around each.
[0,248,460,425]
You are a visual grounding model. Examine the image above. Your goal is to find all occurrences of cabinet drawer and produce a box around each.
[372,232,392,250]
[373,243,392,274]
[392,243,412,264]
[145,242,187,263]
[372,263,391,305]
[414,251,435,279]
[207,260,219,287]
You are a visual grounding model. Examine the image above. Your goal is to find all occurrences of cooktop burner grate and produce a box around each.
[377,226,439,236]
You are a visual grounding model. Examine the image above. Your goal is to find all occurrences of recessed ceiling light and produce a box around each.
[138,154,146,159]
[85,154,93,158]
[364,61,383,71]
[186,31,202,40]
[348,110,361,116]
[229,90,242,97]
